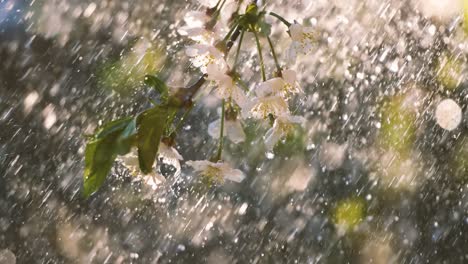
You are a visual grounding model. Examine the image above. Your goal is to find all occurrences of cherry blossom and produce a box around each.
[286,23,317,63]
[206,63,249,108]
[256,69,302,98]
[249,95,289,119]
[208,118,246,143]
[117,148,166,188]
[158,142,184,177]
[186,160,245,182]
[264,113,305,150]
[186,44,227,73]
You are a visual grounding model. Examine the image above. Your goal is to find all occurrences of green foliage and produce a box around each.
[116,118,137,155]
[136,106,169,174]
[98,45,165,94]
[84,75,174,196]
[144,75,169,103]
[83,117,136,197]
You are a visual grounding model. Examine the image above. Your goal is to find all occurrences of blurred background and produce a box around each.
[1,0,468,263]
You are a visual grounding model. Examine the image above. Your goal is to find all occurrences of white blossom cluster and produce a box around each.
[122,0,317,185]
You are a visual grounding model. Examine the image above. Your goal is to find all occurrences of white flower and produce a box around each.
[264,114,305,150]
[117,148,166,188]
[249,95,289,119]
[186,160,245,183]
[117,148,141,175]
[208,118,246,143]
[182,11,209,29]
[179,27,214,44]
[158,142,184,177]
[159,142,183,161]
[287,23,317,63]
[256,69,302,98]
[178,11,227,45]
[141,175,164,190]
[206,63,249,108]
[197,0,219,8]
[186,44,227,74]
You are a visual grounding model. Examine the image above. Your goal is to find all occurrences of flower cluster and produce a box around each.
[177,1,313,181]
[83,1,317,196]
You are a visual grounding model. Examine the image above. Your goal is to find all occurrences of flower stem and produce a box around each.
[215,99,226,161]
[235,0,244,13]
[223,22,238,42]
[235,76,250,92]
[268,11,291,27]
[213,0,223,10]
[252,26,266,81]
[267,35,282,76]
[233,29,245,70]
[212,0,227,18]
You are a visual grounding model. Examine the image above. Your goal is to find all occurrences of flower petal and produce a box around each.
[224,168,245,182]
[282,69,297,84]
[226,120,246,143]
[264,126,283,150]
[289,23,304,41]
[159,143,184,160]
[208,118,222,139]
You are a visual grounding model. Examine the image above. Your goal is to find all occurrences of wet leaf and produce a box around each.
[83,117,135,197]
[94,117,134,139]
[144,75,169,103]
[136,105,169,174]
[83,137,118,198]
[115,118,137,155]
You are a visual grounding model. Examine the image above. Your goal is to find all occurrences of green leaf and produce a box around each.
[165,107,178,135]
[136,105,169,174]
[83,117,135,197]
[94,117,134,139]
[115,118,137,155]
[83,136,118,198]
[144,75,169,103]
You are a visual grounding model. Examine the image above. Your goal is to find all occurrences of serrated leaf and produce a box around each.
[144,75,169,103]
[136,105,169,174]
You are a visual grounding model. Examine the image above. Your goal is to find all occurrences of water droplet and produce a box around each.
[435,99,462,131]
[266,152,275,159]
